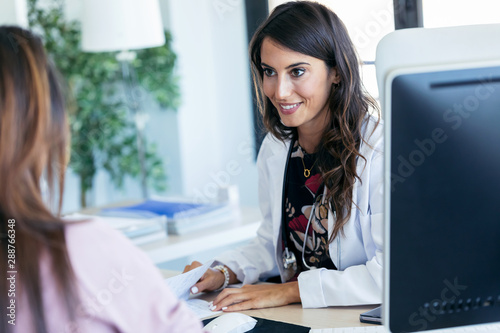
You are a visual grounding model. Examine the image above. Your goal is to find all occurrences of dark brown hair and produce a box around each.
[249,1,379,241]
[0,26,76,333]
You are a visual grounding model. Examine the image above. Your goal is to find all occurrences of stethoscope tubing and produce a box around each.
[281,139,324,270]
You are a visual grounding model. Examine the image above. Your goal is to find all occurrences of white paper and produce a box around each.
[165,260,214,300]
[185,298,222,319]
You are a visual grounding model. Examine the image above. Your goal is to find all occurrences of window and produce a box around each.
[422,0,500,28]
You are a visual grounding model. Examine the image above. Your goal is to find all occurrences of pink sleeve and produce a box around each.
[65,219,204,333]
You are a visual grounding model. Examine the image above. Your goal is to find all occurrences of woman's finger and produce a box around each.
[192,268,225,294]
[222,300,256,312]
[221,300,259,312]
[211,286,241,305]
[212,290,253,311]
[183,260,202,273]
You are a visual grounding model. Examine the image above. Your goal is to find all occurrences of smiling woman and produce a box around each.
[184,0,383,311]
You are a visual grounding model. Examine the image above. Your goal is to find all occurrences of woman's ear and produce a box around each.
[330,67,341,85]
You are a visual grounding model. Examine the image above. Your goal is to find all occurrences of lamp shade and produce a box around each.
[0,0,28,28]
[81,0,165,52]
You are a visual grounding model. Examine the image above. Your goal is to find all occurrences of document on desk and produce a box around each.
[165,260,213,299]
[164,260,221,318]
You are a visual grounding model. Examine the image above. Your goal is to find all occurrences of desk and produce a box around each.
[205,300,375,329]
[162,270,377,329]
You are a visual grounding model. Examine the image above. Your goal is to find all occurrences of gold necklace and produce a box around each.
[299,145,317,178]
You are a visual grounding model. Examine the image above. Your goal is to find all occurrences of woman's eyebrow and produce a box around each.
[285,62,310,69]
[261,62,311,69]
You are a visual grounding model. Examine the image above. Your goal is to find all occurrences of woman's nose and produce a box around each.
[275,76,292,100]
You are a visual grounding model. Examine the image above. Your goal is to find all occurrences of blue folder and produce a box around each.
[101,199,223,219]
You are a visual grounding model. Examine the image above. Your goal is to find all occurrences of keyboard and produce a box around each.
[310,322,500,333]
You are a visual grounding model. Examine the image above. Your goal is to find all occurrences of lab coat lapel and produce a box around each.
[266,139,290,279]
[328,210,340,270]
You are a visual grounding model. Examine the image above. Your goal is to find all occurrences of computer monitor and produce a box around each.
[376,24,500,332]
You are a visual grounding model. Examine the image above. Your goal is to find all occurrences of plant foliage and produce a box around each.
[27,0,179,207]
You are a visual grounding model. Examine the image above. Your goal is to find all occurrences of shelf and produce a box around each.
[138,206,262,264]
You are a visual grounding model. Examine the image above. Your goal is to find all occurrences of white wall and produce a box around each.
[165,0,258,206]
[61,0,258,212]
[0,0,28,27]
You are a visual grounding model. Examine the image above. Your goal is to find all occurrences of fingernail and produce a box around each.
[210,305,217,311]
[208,301,213,307]
[191,286,199,294]
[222,307,228,311]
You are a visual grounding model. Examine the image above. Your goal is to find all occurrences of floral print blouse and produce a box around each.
[284,141,337,281]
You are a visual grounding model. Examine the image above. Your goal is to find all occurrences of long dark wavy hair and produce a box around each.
[250,1,380,242]
[0,26,76,332]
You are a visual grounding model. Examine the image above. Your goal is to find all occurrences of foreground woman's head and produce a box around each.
[0,26,68,217]
[0,26,74,333]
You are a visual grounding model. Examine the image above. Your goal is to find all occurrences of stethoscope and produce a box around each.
[281,140,325,272]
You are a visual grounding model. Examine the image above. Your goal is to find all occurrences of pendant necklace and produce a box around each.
[299,145,317,178]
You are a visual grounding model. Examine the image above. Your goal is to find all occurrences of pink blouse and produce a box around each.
[14,219,204,333]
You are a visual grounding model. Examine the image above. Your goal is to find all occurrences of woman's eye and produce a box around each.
[291,68,305,77]
[263,68,276,77]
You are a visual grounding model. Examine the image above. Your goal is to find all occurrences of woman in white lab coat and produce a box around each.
[185,1,383,310]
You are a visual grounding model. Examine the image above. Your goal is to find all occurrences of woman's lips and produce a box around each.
[279,102,302,115]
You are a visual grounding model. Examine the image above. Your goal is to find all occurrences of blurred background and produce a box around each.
[1,0,499,214]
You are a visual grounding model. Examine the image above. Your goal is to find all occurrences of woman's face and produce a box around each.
[260,37,339,134]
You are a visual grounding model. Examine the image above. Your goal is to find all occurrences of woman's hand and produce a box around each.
[210,282,301,312]
[183,261,237,294]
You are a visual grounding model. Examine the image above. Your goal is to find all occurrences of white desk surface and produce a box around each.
[161,270,377,330]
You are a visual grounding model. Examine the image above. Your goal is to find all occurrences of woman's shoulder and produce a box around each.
[63,217,131,248]
[18,219,165,333]
[353,113,384,164]
[258,132,290,159]
[261,132,289,149]
[60,218,203,332]
[362,113,383,142]
[61,217,161,287]
[360,114,384,153]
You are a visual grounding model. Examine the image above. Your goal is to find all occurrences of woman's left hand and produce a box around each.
[211,281,301,311]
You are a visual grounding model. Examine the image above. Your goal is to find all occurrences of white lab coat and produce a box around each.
[215,115,384,308]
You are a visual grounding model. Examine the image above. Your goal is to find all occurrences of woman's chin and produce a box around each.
[279,116,301,128]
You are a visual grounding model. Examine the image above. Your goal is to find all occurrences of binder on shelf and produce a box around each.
[101,199,237,235]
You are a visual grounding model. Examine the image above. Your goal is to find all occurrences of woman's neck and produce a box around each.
[296,106,330,154]
[297,129,322,154]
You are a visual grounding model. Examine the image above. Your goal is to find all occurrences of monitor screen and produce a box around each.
[386,65,500,332]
